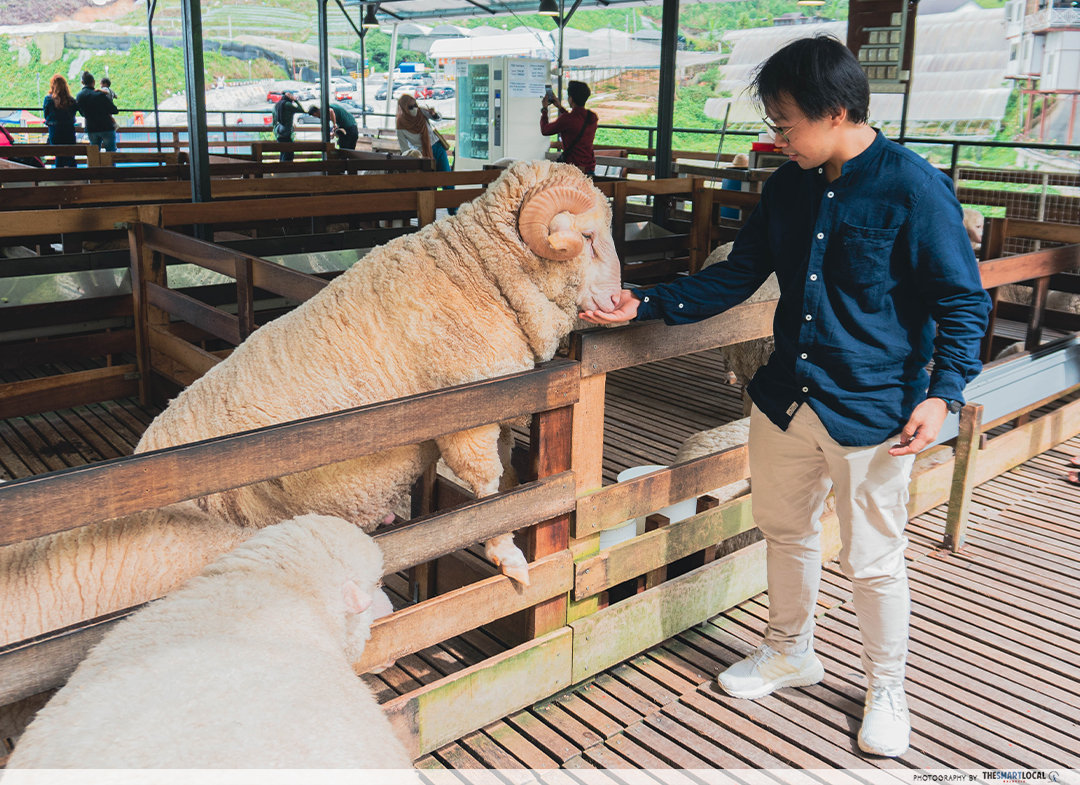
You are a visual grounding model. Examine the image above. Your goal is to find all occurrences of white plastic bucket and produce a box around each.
[617,464,698,525]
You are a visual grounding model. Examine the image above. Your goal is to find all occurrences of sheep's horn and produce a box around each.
[518,184,597,261]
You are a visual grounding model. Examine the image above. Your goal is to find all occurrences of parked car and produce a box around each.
[430,85,456,100]
[267,91,285,103]
[412,86,433,100]
[397,73,434,88]
[375,82,414,101]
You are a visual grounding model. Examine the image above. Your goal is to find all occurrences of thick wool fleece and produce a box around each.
[0,507,252,645]
[7,515,414,770]
[136,161,613,531]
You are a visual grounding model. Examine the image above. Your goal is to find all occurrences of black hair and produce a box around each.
[101,77,111,88]
[307,104,320,115]
[566,80,591,107]
[81,71,95,88]
[749,35,869,125]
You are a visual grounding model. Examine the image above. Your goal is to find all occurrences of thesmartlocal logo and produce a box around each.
[982,773,1060,783]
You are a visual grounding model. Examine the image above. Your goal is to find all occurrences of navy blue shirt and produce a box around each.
[75,87,118,133]
[635,131,991,447]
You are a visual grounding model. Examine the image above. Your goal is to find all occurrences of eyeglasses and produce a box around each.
[761,114,807,143]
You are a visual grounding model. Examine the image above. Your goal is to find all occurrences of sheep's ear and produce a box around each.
[342,580,372,615]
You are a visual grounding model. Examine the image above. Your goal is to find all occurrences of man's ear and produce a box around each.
[342,580,372,615]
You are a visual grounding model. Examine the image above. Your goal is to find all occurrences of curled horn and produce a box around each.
[518,184,598,261]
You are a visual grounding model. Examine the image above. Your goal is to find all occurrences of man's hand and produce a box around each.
[889,397,949,456]
[579,290,640,325]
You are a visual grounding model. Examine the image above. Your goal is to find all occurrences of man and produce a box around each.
[272,92,307,162]
[75,71,119,153]
[580,35,990,758]
[308,103,358,151]
[540,80,597,176]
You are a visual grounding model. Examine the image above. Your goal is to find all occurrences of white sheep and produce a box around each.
[0,161,622,650]
[962,207,984,253]
[133,161,621,587]
[6,514,415,771]
[702,242,779,414]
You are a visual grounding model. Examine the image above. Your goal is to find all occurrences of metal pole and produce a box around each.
[898,84,911,144]
[180,0,211,208]
[318,0,331,145]
[360,17,368,128]
[147,0,162,154]
[384,22,399,124]
[557,0,565,96]
[652,0,678,226]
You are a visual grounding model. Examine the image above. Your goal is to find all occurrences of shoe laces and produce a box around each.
[748,644,779,669]
[868,685,905,720]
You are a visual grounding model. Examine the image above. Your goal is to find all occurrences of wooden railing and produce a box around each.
[4,174,1079,760]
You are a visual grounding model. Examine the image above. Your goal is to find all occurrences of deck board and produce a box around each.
[448,433,1080,771]
[4,343,1080,769]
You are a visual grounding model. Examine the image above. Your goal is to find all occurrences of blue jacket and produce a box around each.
[635,131,991,447]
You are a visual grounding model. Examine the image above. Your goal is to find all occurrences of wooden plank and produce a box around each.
[569,372,606,496]
[573,299,776,378]
[383,628,572,759]
[574,495,755,599]
[1003,218,1080,245]
[141,224,327,303]
[943,403,984,552]
[377,471,575,576]
[979,244,1080,289]
[146,282,243,346]
[527,406,573,638]
[356,551,572,673]
[416,189,436,228]
[569,541,767,682]
[0,360,579,547]
[574,444,748,537]
[148,325,222,377]
[0,606,141,707]
[0,365,139,421]
[0,330,135,371]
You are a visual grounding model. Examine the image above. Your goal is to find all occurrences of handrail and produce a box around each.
[0,360,578,548]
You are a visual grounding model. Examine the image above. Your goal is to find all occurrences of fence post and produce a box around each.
[942,402,983,553]
[979,217,1008,363]
[689,178,713,275]
[127,206,167,405]
[612,180,628,268]
[234,254,255,341]
[526,405,572,638]
[568,334,605,623]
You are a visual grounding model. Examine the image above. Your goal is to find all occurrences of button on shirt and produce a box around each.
[634,131,991,447]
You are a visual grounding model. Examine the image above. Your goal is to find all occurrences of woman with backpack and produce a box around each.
[540,80,598,176]
[43,74,78,168]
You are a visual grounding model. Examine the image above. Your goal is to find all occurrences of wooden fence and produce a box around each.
[2,173,1080,760]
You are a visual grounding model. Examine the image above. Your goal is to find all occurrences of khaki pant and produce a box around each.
[748,403,915,687]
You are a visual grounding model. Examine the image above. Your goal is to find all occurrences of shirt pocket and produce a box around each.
[834,223,899,287]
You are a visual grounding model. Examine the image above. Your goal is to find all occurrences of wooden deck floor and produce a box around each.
[4,335,1079,771]
[420,435,1080,772]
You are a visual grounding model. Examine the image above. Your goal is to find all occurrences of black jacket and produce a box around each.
[75,87,118,133]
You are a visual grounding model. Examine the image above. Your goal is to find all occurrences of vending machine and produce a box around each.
[454,56,552,170]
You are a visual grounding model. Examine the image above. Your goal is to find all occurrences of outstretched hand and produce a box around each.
[579,289,640,325]
[889,397,949,456]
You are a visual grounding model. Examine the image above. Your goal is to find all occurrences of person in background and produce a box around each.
[540,80,597,176]
[43,74,77,168]
[395,93,455,213]
[395,93,452,173]
[308,103,358,151]
[99,77,117,101]
[75,71,119,153]
[99,77,120,133]
[272,91,307,162]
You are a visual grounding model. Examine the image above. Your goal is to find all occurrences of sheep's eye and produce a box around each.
[582,231,595,241]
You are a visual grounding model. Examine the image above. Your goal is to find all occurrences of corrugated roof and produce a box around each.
[706,6,1012,128]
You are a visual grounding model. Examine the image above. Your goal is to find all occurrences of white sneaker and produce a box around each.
[858,684,910,757]
[716,644,825,699]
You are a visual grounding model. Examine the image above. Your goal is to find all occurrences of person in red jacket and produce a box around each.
[541,80,597,176]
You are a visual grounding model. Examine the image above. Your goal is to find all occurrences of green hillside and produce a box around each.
[0,39,285,113]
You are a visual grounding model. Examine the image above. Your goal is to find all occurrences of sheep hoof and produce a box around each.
[500,560,531,587]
